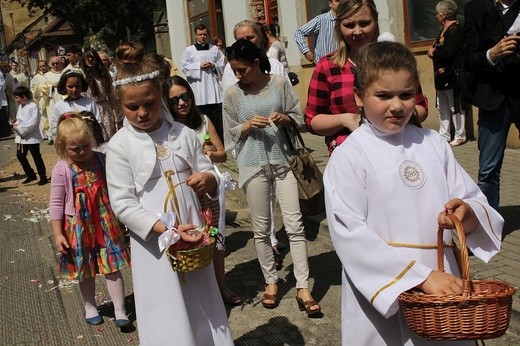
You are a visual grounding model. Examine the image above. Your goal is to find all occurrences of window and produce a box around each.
[187,0,224,44]
[302,0,331,56]
[307,0,330,20]
[405,0,471,47]
[265,0,279,24]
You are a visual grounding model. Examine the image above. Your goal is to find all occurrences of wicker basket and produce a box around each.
[398,213,516,340]
[166,237,216,273]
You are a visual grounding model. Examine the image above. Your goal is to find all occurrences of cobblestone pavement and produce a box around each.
[0,129,518,345]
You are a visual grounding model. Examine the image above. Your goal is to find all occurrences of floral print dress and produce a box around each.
[59,153,130,281]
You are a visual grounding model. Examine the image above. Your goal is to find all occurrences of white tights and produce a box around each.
[79,271,127,320]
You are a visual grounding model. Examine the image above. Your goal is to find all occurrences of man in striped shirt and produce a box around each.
[294,0,340,63]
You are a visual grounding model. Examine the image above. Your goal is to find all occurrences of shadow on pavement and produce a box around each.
[0,185,16,193]
[235,316,305,345]
[282,250,342,305]
[303,213,326,241]
[0,172,23,183]
[98,293,137,333]
[225,229,253,256]
[499,205,520,239]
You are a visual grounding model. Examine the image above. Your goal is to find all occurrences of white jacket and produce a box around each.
[106,108,218,241]
[14,101,42,144]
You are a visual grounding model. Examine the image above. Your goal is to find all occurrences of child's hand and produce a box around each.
[177,224,203,244]
[416,270,463,295]
[54,235,70,254]
[186,172,217,196]
[438,198,478,234]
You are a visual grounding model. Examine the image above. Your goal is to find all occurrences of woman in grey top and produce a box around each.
[222,39,321,317]
[265,23,290,74]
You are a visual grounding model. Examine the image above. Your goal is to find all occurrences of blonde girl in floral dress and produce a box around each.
[49,113,131,328]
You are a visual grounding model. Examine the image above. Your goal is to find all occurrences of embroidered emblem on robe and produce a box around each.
[399,160,425,189]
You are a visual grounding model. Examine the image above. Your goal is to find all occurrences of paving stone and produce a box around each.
[1,127,519,345]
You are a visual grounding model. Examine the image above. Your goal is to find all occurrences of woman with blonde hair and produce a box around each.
[305,0,428,154]
[221,19,289,91]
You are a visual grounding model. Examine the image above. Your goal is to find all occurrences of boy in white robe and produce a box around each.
[324,41,503,345]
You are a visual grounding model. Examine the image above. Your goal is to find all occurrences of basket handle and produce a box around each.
[163,170,183,223]
[436,212,473,294]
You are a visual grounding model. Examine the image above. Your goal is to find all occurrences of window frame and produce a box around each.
[404,0,471,49]
[186,0,224,44]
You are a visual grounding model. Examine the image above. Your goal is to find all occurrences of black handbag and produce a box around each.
[288,72,299,86]
[282,119,325,216]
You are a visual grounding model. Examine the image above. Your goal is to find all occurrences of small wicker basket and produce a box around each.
[161,169,217,273]
[398,213,516,340]
[166,237,216,273]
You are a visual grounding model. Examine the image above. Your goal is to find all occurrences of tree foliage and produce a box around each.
[11,0,165,42]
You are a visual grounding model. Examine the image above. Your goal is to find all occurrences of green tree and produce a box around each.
[11,0,165,45]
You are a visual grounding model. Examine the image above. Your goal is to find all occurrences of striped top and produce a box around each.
[294,10,337,62]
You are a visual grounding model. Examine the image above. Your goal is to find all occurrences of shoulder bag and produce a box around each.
[282,118,325,216]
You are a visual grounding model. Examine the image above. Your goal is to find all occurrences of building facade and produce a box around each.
[160,0,518,147]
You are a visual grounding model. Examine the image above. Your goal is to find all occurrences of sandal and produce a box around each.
[262,283,278,309]
[220,287,243,306]
[450,138,466,147]
[296,288,321,317]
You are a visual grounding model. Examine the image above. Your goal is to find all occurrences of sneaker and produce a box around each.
[85,315,103,325]
[37,177,48,186]
[22,176,37,184]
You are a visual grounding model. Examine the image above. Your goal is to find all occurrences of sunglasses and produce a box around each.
[168,92,191,107]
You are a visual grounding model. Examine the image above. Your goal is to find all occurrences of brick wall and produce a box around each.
[249,0,279,24]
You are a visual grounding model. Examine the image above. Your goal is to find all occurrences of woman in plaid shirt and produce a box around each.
[305,0,428,154]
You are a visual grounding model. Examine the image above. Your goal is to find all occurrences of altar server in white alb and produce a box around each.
[324,41,503,345]
[181,24,225,140]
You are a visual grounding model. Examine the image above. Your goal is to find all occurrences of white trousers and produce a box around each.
[244,166,309,288]
[437,89,466,141]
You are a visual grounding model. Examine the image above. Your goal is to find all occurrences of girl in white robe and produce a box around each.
[106,41,233,346]
[324,41,503,345]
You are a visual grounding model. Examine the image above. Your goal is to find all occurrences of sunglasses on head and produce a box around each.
[168,92,191,107]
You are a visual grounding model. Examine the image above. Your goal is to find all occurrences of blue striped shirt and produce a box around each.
[294,10,337,63]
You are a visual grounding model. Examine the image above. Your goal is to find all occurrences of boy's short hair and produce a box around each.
[13,86,32,100]
[65,45,82,54]
[195,24,208,32]
[57,70,89,95]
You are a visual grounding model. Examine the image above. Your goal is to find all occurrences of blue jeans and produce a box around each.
[477,99,520,210]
